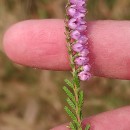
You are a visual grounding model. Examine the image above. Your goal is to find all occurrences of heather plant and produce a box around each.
[1,0,130,130]
[64,0,91,129]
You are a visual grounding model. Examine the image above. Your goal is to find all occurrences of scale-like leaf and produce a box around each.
[63,86,75,102]
[67,98,76,110]
[64,106,78,123]
[69,122,76,130]
[78,91,84,119]
[78,91,84,108]
[65,79,74,89]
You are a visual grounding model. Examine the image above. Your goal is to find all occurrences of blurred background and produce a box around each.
[0,0,130,130]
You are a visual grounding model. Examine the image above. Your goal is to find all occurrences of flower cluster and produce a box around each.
[67,0,91,80]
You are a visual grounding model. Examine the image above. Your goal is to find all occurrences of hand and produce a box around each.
[3,19,130,130]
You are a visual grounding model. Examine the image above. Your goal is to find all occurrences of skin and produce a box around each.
[3,19,130,129]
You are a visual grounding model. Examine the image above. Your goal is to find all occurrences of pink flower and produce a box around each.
[80,48,89,56]
[78,35,88,44]
[66,0,91,80]
[68,18,77,29]
[71,30,80,40]
[78,71,91,81]
[72,43,84,52]
[74,12,85,19]
[68,7,76,17]
[70,0,86,7]
[75,57,89,66]
[78,19,86,24]
[83,64,91,72]
[76,24,87,32]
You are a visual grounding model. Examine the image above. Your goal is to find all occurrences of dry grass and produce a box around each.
[0,0,130,129]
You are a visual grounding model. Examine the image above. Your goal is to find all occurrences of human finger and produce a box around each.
[3,20,130,79]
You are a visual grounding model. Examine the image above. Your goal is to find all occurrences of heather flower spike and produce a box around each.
[67,0,91,81]
[64,0,91,130]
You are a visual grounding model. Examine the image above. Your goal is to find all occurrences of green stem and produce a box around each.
[65,21,82,130]
[65,1,90,130]
[65,1,83,130]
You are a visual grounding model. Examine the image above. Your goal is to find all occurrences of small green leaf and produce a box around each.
[64,106,78,123]
[78,91,84,108]
[63,86,75,102]
[77,91,84,119]
[69,122,76,130]
[65,79,74,89]
[67,98,75,110]
[85,124,91,130]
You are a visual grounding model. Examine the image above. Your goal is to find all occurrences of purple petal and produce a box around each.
[74,12,85,19]
[78,71,91,81]
[75,57,89,66]
[70,4,77,8]
[83,64,91,72]
[70,0,77,4]
[78,7,86,13]
[78,19,86,24]
[77,1,85,7]
[71,30,80,40]
[78,35,88,44]
[80,48,89,56]
[68,18,77,29]
[76,25,87,32]
[72,43,84,52]
[70,0,85,5]
[68,7,76,17]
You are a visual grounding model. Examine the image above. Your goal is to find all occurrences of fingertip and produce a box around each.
[3,20,35,65]
[3,19,70,70]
